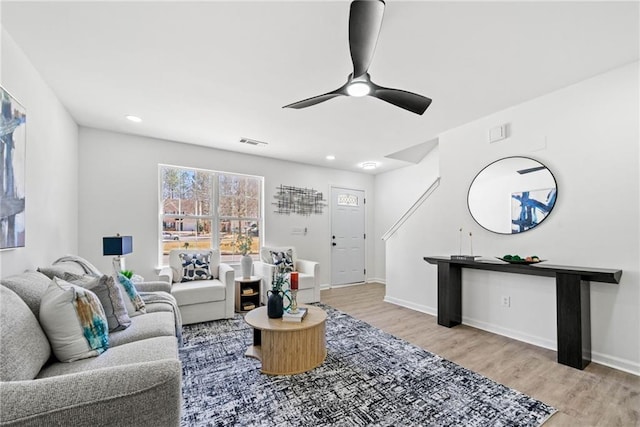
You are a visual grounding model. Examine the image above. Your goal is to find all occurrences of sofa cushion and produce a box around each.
[64,273,131,332]
[171,279,226,306]
[39,278,110,363]
[117,273,146,317]
[169,249,219,282]
[108,311,177,348]
[179,252,213,282]
[37,336,178,379]
[37,261,87,280]
[0,270,51,319]
[0,286,51,381]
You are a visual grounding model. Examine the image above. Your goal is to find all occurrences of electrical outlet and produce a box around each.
[501,296,511,307]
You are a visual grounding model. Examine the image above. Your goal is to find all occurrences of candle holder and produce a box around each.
[450,227,480,260]
[289,289,299,314]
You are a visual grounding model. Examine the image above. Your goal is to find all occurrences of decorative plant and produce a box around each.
[235,233,253,256]
[271,264,289,292]
[120,270,134,279]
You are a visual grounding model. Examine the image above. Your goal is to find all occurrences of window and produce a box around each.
[159,165,262,266]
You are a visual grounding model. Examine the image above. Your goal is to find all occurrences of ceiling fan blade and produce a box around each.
[349,0,385,78]
[283,88,346,109]
[371,85,432,115]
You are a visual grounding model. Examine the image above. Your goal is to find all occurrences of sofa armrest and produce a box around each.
[158,266,173,284]
[0,360,182,426]
[135,280,171,293]
[219,263,235,319]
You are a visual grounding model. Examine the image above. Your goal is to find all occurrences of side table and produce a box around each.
[235,275,261,312]
[244,305,327,375]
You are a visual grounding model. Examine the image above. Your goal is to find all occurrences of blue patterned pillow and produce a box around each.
[270,249,294,273]
[179,253,213,282]
[39,278,109,362]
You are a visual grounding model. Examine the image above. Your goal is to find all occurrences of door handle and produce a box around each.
[332,242,336,246]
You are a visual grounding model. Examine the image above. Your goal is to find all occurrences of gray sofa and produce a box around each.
[0,260,182,426]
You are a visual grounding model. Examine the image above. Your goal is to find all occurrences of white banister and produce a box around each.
[381,177,441,241]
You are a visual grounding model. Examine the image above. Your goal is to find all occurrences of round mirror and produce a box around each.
[468,157,557,234]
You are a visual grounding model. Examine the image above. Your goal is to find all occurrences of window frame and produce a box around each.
[158,164,263,267]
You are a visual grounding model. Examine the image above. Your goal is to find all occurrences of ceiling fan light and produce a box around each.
[347,82,371,97]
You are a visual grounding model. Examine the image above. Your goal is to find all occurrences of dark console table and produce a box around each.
[423,256,622,370]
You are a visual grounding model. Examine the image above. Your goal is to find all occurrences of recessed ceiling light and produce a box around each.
[125,115,142,123]
[361,162,377,170]
[326,155,335,160]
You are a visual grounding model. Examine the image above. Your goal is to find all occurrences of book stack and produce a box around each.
[242,287,254,295]
[242,302,255,311]
[282,308,307,323]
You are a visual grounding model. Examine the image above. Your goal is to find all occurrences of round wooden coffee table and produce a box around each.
[244,304,327,375]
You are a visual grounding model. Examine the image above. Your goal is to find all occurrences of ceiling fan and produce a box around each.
[283,0,432,115]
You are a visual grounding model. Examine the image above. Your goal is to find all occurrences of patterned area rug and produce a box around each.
[179,304,556,426]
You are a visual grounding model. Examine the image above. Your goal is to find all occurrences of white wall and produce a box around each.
[373,146,440,281]
[0,30,78,278]
[377,62,640,374]
[77,128,375,285]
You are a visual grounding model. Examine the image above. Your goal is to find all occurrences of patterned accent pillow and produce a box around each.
[39,278,109,362]
[117,273,146,317]
[64,273,132,332]
[179,253,213,282]
[270,249,294,273]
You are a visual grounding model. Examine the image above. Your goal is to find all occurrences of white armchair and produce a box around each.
[159,248,235,325]
[254,246,320,305]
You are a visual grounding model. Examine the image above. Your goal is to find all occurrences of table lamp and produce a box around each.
[103,234,133,273]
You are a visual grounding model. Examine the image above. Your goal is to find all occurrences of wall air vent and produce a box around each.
[239,137,268,146]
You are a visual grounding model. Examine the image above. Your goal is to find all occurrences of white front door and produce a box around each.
[331,187,365,285]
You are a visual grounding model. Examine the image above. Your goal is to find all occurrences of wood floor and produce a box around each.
[321,283,639,427]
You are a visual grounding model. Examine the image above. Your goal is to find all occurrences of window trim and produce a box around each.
[158,164,263,267]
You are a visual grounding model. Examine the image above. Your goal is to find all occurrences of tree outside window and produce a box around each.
[160,165,261,265]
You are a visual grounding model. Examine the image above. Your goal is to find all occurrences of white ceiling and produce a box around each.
[2,1,638,174]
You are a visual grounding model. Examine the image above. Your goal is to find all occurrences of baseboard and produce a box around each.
[383,295,436,317]
[328,282,367,289]
[367,277,386,285]
[384,296,640,376]
[590,351,640,376]
[461,316,556,351]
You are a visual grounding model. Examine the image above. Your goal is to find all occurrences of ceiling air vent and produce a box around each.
[239,137,268,146]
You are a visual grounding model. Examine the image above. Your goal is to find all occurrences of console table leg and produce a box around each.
[437,263,462,327]
[556,273,591,369]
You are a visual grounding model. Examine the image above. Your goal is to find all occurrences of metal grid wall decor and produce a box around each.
[273,185,326,216]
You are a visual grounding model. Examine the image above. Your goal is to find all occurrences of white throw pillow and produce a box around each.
[39,278,109,363]
[116,273,146,317]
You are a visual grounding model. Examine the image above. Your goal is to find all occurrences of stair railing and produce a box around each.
[381,177,441,241]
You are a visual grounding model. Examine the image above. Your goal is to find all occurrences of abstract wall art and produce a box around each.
[511,188,557,234]
[0,86,27,249]
[273,184,326,216]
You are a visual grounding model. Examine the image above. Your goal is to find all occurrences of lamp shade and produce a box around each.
[103,235,133,256]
